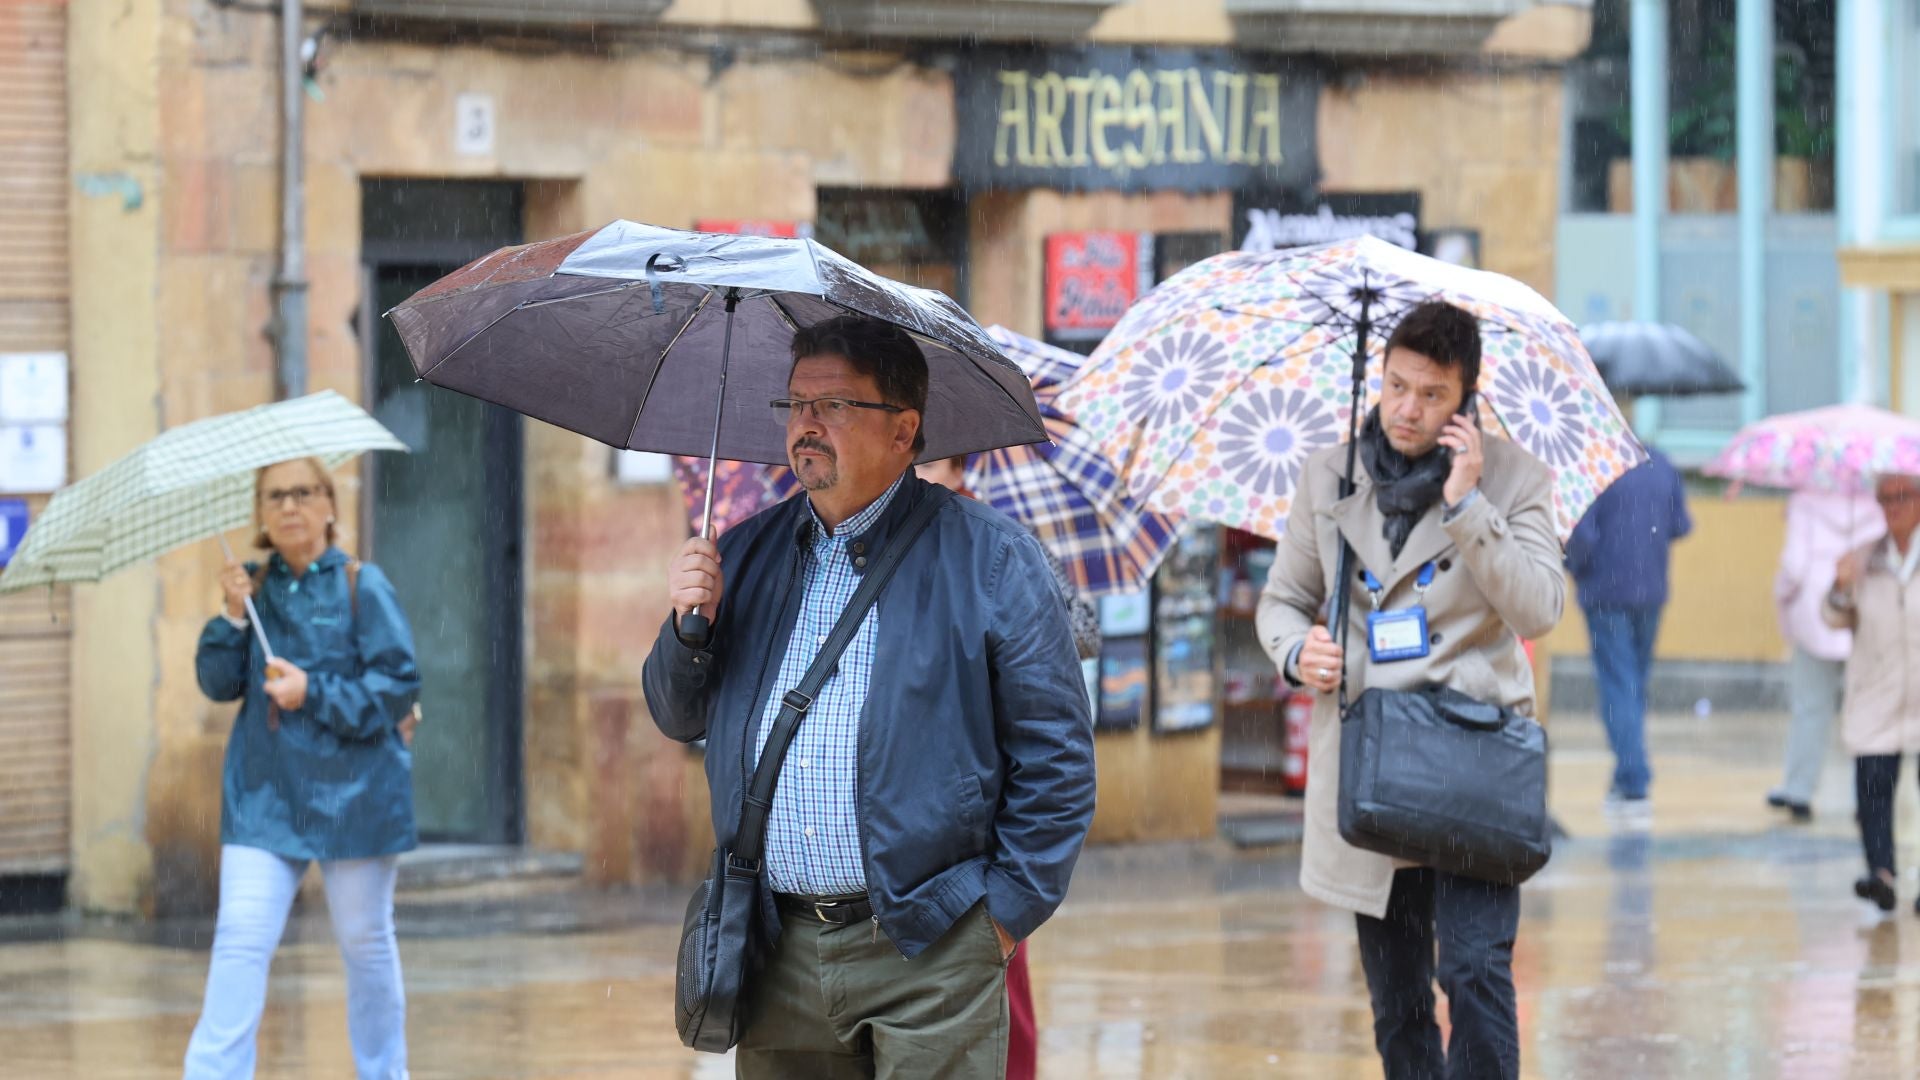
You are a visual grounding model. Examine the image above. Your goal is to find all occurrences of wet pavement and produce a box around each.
[7,706,1920,1078]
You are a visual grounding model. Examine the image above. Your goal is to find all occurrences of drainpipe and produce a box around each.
[272,0,308,400]
[1630,0,1667,437]
[1735,0,1770,426]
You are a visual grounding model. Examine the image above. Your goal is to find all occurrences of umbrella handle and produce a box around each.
[216,534,278,664]
[679,610,712,649]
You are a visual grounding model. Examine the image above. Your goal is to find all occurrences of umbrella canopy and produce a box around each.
[669,455,801,538]
[1579,321,1745,397]
[385,221,1047,467]
[970,327,1179,598]
[1703,404,1920,494]
[0,391,406,593]
[1055,235,1644,542]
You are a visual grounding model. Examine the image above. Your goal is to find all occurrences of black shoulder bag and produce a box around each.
[675,489,946,1053]
[1330,541,1552,886]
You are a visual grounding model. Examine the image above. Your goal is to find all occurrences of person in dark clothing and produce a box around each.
[643,315,1096,1079]
[1565,448,1693,826]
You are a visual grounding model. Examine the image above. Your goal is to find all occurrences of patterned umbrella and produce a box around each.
[970,327,1180,598]
[1055,235,1644,541]
[0,391,405,594]
[669,455,801,537]
[1703,404,1920,494]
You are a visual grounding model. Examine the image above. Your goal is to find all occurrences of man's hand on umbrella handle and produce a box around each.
[1835,550,1866,593]
[670,534,724,624]
[1297,626,1344,694]
[263,660,308,711]
[221,559,254,621]
[1440,415,1484,507]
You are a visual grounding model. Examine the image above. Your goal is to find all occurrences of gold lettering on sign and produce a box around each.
[1156,70,1193,164]
[986,60,1294,176]
[1064,76,1095,165]
[1033,73,1070,167]
[1122,70,1156,169]
[1223,73,1248,163]
[1090,73,1124,169]
[1190,69,1227,161]
[995,71,1032,167]
[1249,74,1284,165]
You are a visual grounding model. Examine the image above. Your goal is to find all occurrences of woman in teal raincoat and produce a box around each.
[183,455,421,1080]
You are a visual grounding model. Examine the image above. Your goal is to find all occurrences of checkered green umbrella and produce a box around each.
[0,390,406,595]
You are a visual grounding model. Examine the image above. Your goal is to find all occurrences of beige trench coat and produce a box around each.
[1256,438,1566,918]
[1824,538,1920,756]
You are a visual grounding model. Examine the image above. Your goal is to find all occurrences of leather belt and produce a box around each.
[775,892,873,926]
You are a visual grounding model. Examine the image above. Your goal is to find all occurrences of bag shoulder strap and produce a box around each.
[729,488,947,868]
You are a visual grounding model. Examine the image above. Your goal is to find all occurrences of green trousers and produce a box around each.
[734,900,1010,1079]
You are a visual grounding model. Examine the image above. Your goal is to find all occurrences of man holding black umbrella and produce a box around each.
[643,315,1096,1078]
[1259,301,1565,1080]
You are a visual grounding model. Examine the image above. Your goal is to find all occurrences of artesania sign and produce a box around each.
[955,47,1318,193]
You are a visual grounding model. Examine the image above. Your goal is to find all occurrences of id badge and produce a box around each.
[1367,606,1431,663]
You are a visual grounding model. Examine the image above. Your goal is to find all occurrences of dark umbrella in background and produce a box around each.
[1578,321,1746,397]
[387,220,1048,644]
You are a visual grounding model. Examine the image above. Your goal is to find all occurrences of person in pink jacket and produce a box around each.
[1768,491,1885,820]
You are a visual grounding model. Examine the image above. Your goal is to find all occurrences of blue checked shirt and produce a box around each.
[752,475,905,896]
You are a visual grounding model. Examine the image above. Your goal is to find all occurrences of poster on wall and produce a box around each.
[1044,231,1154,347]
[693,219,812,239]
[1097,635,1148,732]
[1233,191,1422,253]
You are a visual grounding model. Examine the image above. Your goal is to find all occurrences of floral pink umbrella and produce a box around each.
[1703,404,1920,495]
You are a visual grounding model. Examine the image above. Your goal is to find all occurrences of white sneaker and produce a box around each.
[1604,792,1654,831]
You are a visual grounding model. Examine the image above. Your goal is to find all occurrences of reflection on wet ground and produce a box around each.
[7,709,1920,1078]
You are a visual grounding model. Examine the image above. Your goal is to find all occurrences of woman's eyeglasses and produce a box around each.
[262,485,323,508]
[770,397,905,428]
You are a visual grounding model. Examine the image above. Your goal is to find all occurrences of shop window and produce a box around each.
[815,189,967,303]
[1897,0,1920,218]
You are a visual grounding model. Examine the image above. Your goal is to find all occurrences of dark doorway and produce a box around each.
[361,180,525,844]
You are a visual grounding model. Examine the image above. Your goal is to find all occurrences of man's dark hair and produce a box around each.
[790,315,929,453]
[1385,301,1482,401]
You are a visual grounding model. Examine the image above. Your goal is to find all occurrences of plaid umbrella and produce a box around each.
[670,454,801,537]
[0,390,405,595]
[969,327,1179,598]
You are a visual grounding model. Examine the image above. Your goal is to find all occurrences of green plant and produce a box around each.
[1605,29,1832,162]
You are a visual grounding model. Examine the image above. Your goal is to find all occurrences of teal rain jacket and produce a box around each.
[195,547,421,861]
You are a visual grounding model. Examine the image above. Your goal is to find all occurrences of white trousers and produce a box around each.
[182,844,407,1080]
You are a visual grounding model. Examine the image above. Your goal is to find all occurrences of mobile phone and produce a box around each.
[1439,391,1479,466]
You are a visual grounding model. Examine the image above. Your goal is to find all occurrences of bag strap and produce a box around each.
[728,488,947,870]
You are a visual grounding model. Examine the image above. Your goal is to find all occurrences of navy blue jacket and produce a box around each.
[1567,449,1694,610]
[196,548,420,861]
[642,476,1096,958]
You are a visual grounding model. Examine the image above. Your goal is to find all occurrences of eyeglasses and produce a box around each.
[1878,489,1919,507]
[770,397,905,428]
[262,485,323,508]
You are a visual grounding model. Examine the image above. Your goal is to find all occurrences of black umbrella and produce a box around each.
[387,220,1047,642]
[1578,321,1745,397]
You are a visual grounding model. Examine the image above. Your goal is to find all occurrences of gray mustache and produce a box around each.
[792,439,834,459]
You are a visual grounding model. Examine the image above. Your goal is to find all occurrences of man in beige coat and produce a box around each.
[1824,472,1920,914]
[1258,301,1564,1080]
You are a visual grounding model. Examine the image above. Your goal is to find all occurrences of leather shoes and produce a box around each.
[1857,873,1897,912]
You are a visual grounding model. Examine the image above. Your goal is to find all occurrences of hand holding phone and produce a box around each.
[1438,393,1483,506]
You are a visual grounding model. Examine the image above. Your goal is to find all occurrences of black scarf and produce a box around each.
[1358,408,1450,559]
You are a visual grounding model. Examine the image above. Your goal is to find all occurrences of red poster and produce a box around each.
[695,218,808,238]
[1044,232,1146,341]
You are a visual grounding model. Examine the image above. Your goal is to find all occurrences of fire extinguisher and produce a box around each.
[1282,690,1313,795]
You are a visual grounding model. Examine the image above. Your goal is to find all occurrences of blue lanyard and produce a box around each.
[1361,562,1437,610]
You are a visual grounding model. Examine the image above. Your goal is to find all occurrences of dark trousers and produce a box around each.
[1356,868,1522,1080]
[1856,754,1919,876]
[1584,603,1663,799]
